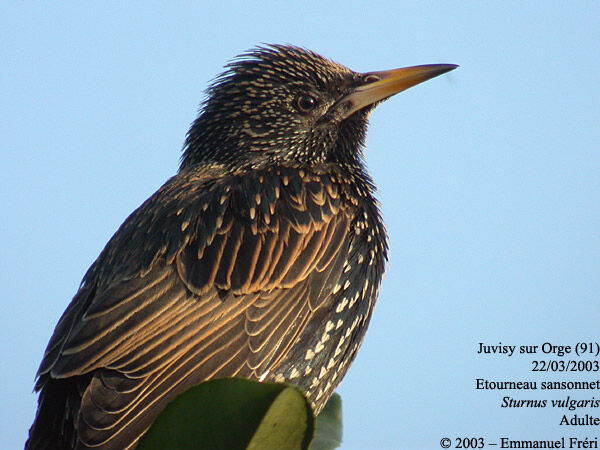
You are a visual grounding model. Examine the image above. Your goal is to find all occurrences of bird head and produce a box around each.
[181,45,456,171]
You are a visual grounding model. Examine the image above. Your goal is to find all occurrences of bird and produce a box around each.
[26,44,456,449]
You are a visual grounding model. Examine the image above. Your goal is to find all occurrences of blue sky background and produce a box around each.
[2,2,599,449]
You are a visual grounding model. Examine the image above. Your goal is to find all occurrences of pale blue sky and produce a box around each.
[2,2,599,449]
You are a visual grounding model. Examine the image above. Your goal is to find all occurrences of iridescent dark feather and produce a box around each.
[27,44,454,449]
[28,162,385,449]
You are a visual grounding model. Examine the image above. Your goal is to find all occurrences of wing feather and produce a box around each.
[32,165,358,449]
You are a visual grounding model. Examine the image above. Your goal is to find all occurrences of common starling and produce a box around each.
[26,45,456,449]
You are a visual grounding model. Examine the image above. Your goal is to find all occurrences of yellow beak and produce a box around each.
[341,64,458,118]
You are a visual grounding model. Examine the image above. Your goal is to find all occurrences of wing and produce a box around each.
[30,165,354,449]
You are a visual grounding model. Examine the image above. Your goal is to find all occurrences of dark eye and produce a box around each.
[295,94,317,113]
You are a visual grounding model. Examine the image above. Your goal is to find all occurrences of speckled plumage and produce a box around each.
[27,45,454,449]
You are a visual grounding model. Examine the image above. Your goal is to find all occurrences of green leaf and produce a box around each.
[246,386,313,450]
[310,393,343,450]
[137,377,314,450]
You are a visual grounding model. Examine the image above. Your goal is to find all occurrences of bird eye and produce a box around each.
[295,94,317,113]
